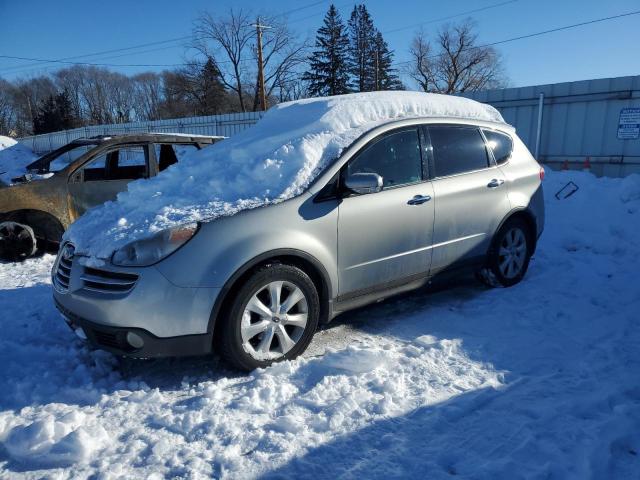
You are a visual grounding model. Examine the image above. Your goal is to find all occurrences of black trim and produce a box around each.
[55,298,212,358]
[206,248,333,334]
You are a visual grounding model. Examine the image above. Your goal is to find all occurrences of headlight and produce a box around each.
[111,223,199,267]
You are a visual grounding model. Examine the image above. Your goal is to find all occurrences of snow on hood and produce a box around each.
[0,136,39,185]
[65,91,505,259]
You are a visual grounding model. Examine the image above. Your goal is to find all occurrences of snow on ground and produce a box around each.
[1,169,639,479]
[65,91,505,259]
[0,136,38,186]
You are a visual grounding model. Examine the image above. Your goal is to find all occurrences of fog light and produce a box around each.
[74,327,87,340]
[126,332,144,349]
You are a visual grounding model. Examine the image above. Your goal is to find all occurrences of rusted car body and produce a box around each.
[0,133,223,260]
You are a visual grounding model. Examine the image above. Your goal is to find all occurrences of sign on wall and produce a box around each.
[618,108,640,140]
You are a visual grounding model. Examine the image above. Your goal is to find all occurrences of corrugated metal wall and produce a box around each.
[18,111,264,155]
[461,75,640,177]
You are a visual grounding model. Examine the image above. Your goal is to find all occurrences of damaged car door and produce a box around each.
[67,144,152,218]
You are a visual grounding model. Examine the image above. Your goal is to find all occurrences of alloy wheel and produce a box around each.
[498,227,527,279]
[240,280,309,361]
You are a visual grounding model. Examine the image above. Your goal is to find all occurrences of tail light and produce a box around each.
[539,166,545,181]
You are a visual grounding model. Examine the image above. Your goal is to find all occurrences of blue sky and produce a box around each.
[0,0,638,88]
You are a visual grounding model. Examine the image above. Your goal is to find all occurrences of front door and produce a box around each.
[338,127,435,296]
[68,144,150,219]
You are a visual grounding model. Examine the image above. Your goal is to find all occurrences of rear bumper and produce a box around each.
[55,298,213,358]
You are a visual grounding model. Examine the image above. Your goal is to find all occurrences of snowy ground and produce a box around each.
[0,170,639,479]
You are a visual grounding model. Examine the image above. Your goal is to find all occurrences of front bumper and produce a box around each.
[52,253,221,358]
[55,299,212,358]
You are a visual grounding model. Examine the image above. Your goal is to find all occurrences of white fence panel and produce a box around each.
[18,111,264,154]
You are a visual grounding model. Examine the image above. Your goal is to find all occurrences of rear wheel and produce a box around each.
[0,222,37,262]
[218,264,320,371]
[478,218,532,288]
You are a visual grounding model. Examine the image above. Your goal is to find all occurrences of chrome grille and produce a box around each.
[53,244,74,292]
[80,267,138,294]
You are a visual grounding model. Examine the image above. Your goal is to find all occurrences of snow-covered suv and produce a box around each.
[52,92,545,371]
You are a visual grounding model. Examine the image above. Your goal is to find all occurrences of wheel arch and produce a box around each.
[491,207,538,255]
[208,248,333,337]
[0,209,65,247]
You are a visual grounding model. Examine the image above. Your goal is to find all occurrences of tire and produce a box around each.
[218,263,320,371]
[478,218,533,288]
[0,222,37,262]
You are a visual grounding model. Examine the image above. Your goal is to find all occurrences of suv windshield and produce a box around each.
[27,143,97,173]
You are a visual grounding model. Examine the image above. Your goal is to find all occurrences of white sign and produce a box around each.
[618,107,640,140]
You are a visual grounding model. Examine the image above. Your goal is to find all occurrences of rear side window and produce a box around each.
[347,129,422,189]
[155,144,199,172]
[429,126,489,177]
[483,130,513,165]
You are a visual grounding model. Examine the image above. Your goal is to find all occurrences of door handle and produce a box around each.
[407,194,432,205]
[487,178,505,188]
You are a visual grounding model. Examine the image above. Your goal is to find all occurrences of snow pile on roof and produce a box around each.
[65,91,505,258]
[0,136,38,185]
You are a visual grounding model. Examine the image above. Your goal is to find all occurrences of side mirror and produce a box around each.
[344,172,383,195]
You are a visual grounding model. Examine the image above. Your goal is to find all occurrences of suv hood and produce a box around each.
[65,91,506,260]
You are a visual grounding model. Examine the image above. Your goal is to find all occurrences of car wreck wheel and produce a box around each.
[0,221,37,262]
[219,264,320,371]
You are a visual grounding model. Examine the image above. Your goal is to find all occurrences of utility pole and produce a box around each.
[253,18,271,111]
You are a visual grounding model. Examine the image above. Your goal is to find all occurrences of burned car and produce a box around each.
[0,133,223,261]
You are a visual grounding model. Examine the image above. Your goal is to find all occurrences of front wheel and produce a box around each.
[478,218,532,288]
[218,264,320,371]
[0,222,37,262]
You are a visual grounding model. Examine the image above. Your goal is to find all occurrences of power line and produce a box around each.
[382,0,518,35]
[393,9,640,67]
[0,0,329,75]
[2,7,638,74]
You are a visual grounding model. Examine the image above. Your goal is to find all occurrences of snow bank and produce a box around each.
[0,136,38,185]
[65,92,504,258]
[1,170,640,478]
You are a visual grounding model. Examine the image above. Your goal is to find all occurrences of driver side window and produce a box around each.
[347,129,423,189]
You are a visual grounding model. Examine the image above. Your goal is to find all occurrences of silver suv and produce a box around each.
[53,116,544,371]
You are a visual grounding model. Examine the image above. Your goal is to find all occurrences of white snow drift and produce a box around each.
[65,92,505,258]
[0,136,38,186]
[1,170,639,478]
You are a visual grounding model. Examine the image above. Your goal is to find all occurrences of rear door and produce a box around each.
[68,144,151,217]
[337,127,435,296]
[425,124,511,274]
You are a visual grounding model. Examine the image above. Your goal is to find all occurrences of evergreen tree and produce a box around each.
[347,4,377,92]
[199,56,228,114]
[372,31,403,90]
[303,4,351,97]
[33,89,77,134]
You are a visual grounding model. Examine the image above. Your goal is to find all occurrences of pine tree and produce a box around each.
[200,56,228,114]
[33,89,77,134]
[372,31,403,90]
[303,4,351,97]
[347,4,377,92]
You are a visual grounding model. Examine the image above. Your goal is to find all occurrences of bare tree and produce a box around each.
[192,9,309,112]
[193,9,254,112]
[0,79,18,136]
[132,72,163,121]
[408,20,507,94]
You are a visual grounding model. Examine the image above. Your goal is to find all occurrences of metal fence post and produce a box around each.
[534,93,544,161]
